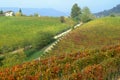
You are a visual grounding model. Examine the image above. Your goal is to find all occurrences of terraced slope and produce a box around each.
[50,17,120,55]
[0,17,120,80]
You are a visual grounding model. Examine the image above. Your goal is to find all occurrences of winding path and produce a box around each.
[44,23,83,53]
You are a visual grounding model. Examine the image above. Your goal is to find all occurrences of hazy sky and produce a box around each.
[0,0,120,13]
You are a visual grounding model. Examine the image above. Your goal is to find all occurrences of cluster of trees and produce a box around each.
[59,3,94,23]
[71,3,95,23]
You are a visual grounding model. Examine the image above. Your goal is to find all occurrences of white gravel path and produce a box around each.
[44,23,83,53]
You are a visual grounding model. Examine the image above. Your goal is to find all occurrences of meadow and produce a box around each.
[0,17,119,80]
[0,16,74,54]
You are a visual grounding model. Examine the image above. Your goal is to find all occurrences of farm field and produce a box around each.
[0,16,74,54]
[50,17,120,55]
[0,17,120,79]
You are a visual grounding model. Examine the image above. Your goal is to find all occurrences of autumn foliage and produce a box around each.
[0,45,120,80]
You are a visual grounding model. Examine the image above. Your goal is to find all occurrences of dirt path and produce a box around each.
[54,23,82,39]
[44,23,83,53]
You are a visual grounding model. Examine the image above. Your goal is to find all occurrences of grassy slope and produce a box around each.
[0,17,74,53]
[50,17,120,55]
[0,17,120,80]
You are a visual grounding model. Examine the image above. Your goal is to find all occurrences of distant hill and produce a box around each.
[0,7,69,17]
[95,4,120,17]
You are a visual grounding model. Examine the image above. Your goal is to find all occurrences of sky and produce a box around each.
[0,0,120,13]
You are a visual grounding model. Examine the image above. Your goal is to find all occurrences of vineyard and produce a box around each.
[0,16,74,54]
[0,17,120,79]
[0,44,120,80]
[50,17,120,55]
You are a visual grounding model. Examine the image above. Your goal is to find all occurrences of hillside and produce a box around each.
[95,4,120,17]
[0,17,120,80]
[51,17,120,54]
[0,17,74,54]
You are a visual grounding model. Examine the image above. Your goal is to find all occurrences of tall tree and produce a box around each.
[71,3,81,22]
[19,8,22,13]
[0,10,3,14]
[81,7,95,22]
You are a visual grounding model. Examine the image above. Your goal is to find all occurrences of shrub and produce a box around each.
[32,31,55,50]
[60,16,66,23]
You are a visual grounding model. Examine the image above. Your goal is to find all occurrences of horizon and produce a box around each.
[0,0,120,13]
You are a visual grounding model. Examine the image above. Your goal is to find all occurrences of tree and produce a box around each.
[19,8,22,14]
[0,10,3,14]
[60,16,66,23]
[71,3,81,22]
[81,7,95,22]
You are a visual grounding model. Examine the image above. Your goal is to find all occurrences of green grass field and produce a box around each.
[0,17,74,54]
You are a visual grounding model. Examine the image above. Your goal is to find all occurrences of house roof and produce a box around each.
[4,11,14,13]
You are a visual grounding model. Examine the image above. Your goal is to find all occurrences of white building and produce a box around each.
[4,11,14,16]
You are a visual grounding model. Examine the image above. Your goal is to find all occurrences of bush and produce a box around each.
[60,16,66,23]
[15,12,22,16]
[110,14,115,17]
[32,31,55,50]
[2,52,26,67]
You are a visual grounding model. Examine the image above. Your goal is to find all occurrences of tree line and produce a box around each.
[0,3,95,23]
[71,3,95,23]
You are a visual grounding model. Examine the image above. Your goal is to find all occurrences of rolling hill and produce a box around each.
[51,17,120,54]
[0,17,120,80]
[95,4,120,17]
[0,17,73,54]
